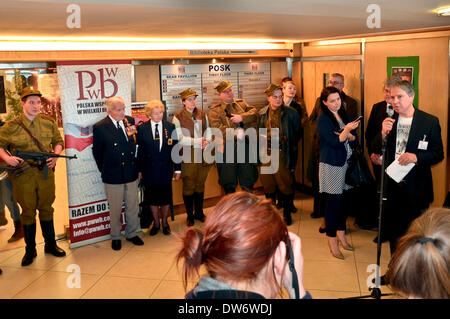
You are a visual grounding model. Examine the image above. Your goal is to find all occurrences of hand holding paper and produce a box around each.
[386,158,415,183]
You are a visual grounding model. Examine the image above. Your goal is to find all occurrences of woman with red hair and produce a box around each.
[177,192,311,299]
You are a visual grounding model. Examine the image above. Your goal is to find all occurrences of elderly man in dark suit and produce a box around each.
[372,80,444,284]
[93,96,144,250]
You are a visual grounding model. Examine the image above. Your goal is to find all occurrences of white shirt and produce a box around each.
[395,116,413,160]
[150,120,163,151]
[172,114,212,148]
[150,120,181,174]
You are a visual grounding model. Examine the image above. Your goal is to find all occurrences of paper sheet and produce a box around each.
[385,159,415,183]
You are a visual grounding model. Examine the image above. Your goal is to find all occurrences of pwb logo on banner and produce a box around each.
[76,68,119,100]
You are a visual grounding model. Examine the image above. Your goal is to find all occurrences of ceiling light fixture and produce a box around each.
[437,7,450,16]
[0,36,291,51]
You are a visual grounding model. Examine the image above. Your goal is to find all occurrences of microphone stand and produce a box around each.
[343,133,392,300]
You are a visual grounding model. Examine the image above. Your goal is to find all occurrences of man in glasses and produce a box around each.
[257,84,302,226]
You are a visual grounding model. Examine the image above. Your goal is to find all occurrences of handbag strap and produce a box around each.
[15,119,49,152]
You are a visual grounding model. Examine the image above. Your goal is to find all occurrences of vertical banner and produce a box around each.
[57,60,132,248]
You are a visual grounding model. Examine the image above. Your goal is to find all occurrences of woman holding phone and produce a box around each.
[177,192,311,299]
[317,87,360,259]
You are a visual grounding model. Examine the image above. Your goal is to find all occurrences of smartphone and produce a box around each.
[353,115,363,122]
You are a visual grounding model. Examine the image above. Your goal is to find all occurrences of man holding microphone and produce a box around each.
[372,80,444,284]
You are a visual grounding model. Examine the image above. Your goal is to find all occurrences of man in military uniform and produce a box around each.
[208,80,258,194]
[257,84,302,225]
[0,87,66,266]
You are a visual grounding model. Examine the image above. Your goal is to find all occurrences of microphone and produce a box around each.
[385,104,394,135]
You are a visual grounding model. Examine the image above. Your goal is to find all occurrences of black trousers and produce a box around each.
[385,182,427,252]
[216,139,258,191]
[323,193,347,237]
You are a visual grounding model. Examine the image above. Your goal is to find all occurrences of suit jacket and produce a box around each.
[372,109,444,208]
[309,92,359,155]
[365,100,388,155]
[317,113,358,167]
[341,92,359,122]
[92,115,138,184]
[136,120,181,185]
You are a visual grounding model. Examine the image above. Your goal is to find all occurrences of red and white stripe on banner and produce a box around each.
[57,60,132,248]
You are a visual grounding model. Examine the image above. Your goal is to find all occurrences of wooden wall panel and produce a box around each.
[292,61,302,97]
[303,62,316,116]
[270,61,288,85]
[135,64,161,102]
[303,60,361,116]
[302,43,361,57]
[365,37,449,206]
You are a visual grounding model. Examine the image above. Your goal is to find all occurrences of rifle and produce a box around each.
[13,150,77,180]
[224,108,244,128]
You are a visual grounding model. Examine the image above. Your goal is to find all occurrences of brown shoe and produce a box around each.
[8,221,24,243]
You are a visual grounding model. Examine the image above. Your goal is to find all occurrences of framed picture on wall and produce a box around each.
[391,67,413,83]
[323,73,330,89]
[387,56,419,107]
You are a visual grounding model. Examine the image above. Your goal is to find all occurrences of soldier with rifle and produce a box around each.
[0,87,69,266]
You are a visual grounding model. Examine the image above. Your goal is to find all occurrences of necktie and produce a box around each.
[154,123,161,151]
[154,123,160,140]
[117,121,127,140]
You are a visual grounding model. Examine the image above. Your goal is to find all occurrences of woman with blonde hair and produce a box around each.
[136,100,181,236]
[387,207,450,299]
[177,192,311,299]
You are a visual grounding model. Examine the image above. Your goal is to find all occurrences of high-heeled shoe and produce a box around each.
[328,240,344,260]
[340,242,354,251]
[337,238,354,251]
[337,231,354,251]
[330,249,345,259]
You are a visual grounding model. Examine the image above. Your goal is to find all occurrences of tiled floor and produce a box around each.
[0,194,396,299]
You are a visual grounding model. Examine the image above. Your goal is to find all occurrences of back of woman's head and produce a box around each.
[177,192,288,290]
[387,208,450,299]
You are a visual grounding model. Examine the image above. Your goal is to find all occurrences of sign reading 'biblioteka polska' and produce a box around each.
[57,60,132,248]
[160,62,270,121]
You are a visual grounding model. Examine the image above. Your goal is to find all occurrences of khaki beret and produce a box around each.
[264,83,282,97]
[20,86,42,100]
[214,80,233,93]
[179,88,198,101]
